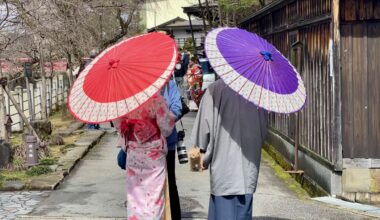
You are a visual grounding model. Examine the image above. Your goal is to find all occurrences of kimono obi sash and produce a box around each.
[120,118,161,144]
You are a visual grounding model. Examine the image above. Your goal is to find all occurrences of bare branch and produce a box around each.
[0,0,10,27]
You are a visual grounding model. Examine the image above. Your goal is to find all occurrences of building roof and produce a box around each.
[148,17,205,32]
[149,16,186,30]
[166,18,206,28]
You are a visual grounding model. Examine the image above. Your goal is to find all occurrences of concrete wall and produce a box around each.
[267,126,380,204]
[266,130,342,196]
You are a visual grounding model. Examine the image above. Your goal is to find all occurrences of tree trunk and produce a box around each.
[0,58,8,141]
[204,0,213,28]
[198,0,207,35]
[226,12,229,26]
[38,42,48,120]
[62,53,71,119]
[66,52,74,88]
[0,89,8,141]
[233,9,236,26]
[218,1,222,27]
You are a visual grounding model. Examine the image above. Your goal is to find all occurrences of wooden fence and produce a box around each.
[241,0,336,164]
[5,74,69,132]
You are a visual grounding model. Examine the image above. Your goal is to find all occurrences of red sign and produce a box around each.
[1,61,22,74]
[44,60,68,73]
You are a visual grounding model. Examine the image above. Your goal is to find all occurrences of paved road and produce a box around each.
[0,191,49,220]
[1,113,376,220]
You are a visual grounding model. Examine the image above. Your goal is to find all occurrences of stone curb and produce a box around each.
[55,122,85,137]
[0,130,105,191]
[57,130,105,177]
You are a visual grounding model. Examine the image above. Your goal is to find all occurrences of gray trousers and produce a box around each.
[208,194,253,220]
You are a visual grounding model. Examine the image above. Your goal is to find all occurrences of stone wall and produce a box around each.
[342,168,380,204]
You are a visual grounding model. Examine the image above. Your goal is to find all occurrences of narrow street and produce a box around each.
[1,113,371,220]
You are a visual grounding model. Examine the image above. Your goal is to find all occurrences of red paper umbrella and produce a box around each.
[68,32,178,123]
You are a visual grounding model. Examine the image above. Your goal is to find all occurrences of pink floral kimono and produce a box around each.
[115,94,175,220]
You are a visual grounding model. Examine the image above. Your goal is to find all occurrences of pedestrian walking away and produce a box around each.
[162,79,183,219]
[114,94,176,219]
[191,79,268,220]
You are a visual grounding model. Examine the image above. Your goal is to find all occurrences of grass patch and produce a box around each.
[50,109,74,130]
[0,170,28,181]
[49,145,63,159]
[0,108,83,188]
[47,132,80,159]
[12,156,25,169]
[9,133,23,147]
[39,158,57,165]
[26,165,52,176]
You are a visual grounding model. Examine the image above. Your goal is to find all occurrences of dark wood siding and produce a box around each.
[341,22,380,158]
[298,24,332,161]
[240,0,380,163]
[341,0,380,21]
[242,0,335,164]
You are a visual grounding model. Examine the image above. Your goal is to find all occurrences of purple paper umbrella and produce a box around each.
[205,27,306,113]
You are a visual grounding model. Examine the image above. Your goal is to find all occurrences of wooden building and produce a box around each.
[240,0,380,203]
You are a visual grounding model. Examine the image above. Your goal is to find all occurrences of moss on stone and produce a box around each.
[263,143,328,198]
[261,149,309,199]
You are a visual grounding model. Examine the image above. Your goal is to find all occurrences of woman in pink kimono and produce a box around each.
[115,94,176,220]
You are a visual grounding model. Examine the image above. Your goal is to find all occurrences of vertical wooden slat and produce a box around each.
[311,27,316,153]
[332,0,343,170]
[358,0,367,20]
[341,25,354,158]
[352,24,369,158]
[307,28,312,151]
[324,24,329,161]
[344,0,357,21]
[367,23,380,157]
[320,25,325,158]
[326,25,332,162]
[374,0,380,19]
[319,25,324,157]
[364,0,373,19]
[313,26,318,154]
[314,26,319,155]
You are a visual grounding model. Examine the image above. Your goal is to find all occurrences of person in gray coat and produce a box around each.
[191,79,268,220]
